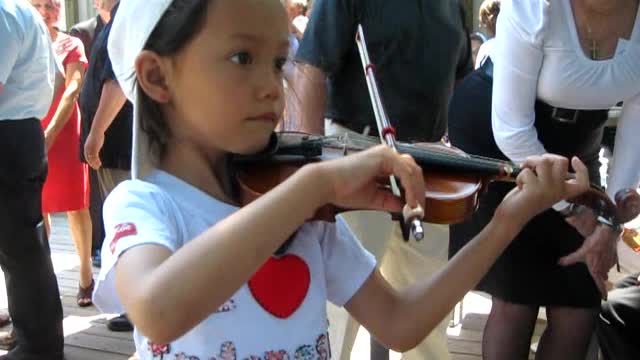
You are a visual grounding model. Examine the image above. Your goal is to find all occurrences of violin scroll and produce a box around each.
[567,187,640,226]
[614,188,640,224]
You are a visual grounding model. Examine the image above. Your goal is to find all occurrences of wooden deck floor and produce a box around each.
[0,214,548,359]
[0,214,136,359]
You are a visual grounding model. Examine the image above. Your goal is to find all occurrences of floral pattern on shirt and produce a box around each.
[215,299,237,314]
[149,342,170,359]
[175,353,200,360]
[148,332,331,360]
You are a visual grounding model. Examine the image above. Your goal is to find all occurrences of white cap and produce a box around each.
[108,0,174,179]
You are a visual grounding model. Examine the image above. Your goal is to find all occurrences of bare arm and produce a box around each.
[44,62,86,150]
[52,67,65,101]
[116,165,329,343]
[346,215,522,351]
[345,155,590,352]
[90,80,127,135]
[114,145,427,344]
[292,63,327,134]
[84,80,127,168]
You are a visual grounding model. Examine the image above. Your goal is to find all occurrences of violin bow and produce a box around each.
[355,24,425,241]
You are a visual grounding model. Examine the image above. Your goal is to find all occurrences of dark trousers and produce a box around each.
[597,272,640,360]
[88,168,105,254]
[0,119,64,355]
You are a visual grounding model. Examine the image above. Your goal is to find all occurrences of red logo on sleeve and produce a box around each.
[110,223,138,254]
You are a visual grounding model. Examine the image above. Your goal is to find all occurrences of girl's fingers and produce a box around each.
[368,186,405,212]
[393,153,425,211]
[520,155,543,171]
[515,167,537,190]
[372,146,425,210]
[522,154,588,200]
[532,156,553,188]
[566,156,589,197]
[521,155,554,190]
[549,154,569,184]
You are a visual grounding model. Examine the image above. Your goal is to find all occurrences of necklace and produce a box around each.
[582,0,638,60]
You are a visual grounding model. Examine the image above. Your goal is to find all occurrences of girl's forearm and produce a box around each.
[388,213,523,350]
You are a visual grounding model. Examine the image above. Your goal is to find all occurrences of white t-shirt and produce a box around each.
[491,0,640,197]
[0,0,59,120]
[93,170,376,360]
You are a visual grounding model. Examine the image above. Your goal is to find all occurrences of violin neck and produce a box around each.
[395,143,521,180]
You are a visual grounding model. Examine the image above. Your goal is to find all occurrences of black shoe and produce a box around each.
[91,249,102,268]
[107,314,133,332]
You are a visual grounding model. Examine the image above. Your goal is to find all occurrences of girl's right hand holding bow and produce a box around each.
[313,144,426,214]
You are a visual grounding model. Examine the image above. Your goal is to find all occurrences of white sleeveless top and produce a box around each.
[491,0,640,196]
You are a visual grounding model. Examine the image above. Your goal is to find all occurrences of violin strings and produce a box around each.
[281,132,520,178]
[396,144,518,177]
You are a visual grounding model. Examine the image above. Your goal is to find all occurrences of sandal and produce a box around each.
[77,279,95,307]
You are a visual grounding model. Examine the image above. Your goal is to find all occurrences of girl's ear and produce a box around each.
[135,50,171,104]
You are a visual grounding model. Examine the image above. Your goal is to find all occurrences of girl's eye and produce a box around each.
[230,52,252,65]
[275,57,288,71]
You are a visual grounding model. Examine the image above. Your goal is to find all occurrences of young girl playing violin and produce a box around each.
[93,0,591,358]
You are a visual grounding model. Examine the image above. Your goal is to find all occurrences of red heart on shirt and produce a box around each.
[248,254,310,319]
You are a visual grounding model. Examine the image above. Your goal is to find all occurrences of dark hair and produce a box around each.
[137,0,210,160]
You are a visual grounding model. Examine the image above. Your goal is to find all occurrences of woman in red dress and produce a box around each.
[31,0,94,307]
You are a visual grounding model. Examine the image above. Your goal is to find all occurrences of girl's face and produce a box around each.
[31,0,60,28]
[162,0,289,158]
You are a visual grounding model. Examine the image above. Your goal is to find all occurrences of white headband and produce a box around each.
[108,0,174,179]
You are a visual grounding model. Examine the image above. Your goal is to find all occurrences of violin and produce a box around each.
[235,25,640,243]
[234,131,640,234]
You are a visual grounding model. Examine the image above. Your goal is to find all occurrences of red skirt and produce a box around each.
[41,90,90,213]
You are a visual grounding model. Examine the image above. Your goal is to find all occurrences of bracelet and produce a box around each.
[596,215,624,233]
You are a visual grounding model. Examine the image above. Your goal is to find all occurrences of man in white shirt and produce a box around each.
[0,0,64,358]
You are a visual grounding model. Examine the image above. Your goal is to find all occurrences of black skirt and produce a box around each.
[447,64,601,307]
